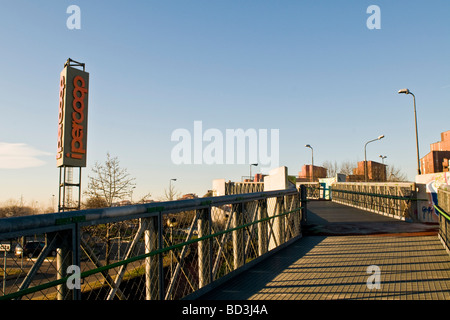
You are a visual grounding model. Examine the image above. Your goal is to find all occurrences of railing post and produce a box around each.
[197,207,211,288]
[290,194,300,238]
[257,199,268,256]
[72,224,81,300]
[144,216,159,300]
[54,230,72,300]
[300,185,307,227]
[268,197,285,251]
[232,203,244,270]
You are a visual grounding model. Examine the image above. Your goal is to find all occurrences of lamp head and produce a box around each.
[378,135,385,140]
[398,88,410,94]
[305,144,312,148]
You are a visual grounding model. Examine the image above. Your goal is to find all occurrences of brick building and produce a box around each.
[420,130,450,174]
[347,161,387,182]
[298,164,327,182]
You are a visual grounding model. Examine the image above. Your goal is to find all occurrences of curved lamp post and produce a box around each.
[250,163,258,181]
[169,178,177,201]
[305,144,314,182]
[364,135,384,182]
[398,88,421,175]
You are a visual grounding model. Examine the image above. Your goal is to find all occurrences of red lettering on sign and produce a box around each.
[56,75,65,160]
[70,75,87,159]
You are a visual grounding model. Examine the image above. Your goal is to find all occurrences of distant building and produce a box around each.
[178,193,198,200]
[420,130,450,174]
[253,173,266,182]
[298,165,327,182]
[243,173,267,182]
[113,200,132,207]
[347,161,386,182]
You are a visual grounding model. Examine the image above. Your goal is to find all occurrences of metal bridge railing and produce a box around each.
[0,187,307,300]
[435,205,450,254]
[437,187,450,253]
[329,182,417,220]
[299,183,321,200]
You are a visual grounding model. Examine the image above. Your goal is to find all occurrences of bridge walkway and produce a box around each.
[197,201,450,300]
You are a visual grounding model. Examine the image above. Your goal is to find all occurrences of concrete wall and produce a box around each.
[263,166,289,191]
[415,172,450,222]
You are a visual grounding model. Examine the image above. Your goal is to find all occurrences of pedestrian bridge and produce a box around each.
[0,183,449,300]
[196,201,449,300]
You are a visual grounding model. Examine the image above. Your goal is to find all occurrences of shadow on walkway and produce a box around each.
[197,201,444,300]
[198,236,326,300]
[304,200,438,236]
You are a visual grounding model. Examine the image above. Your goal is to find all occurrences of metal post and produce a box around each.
[291,195,300,237]
[55,231,72,300]
[412,93,421,175]
[78,168,82,210]
[300,185,307,227]
[197,208,211,288]
[305,145,314,182]
[3,250,6,295]
[257,200,268,256]
[144,216,159,300]
[268,197,284,251]
[364,136,384,182]
[232,203,244,270]
[72,224,81,300]
[58,167,62,212]
[278,197,285,244]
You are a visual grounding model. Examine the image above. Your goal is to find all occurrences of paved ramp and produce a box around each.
[198,201,450,300]
[304,201,439,236]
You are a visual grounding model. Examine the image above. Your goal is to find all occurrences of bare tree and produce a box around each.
[161,183,181,201]
[84,153,136,268]
[85,153,136,207]
[136,192,153,204]
[339,160,356,176]
[0,198,36,218]
[386,165,408,182]
[322,160,338,178]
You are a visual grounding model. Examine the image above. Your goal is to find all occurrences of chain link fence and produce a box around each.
[0,187,306,300]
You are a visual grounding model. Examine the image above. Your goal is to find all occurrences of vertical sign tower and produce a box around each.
[57,59,89,212]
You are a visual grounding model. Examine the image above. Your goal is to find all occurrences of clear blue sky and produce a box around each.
[1,1,449,209]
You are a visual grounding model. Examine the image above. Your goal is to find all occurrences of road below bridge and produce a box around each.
[197,200,450,300]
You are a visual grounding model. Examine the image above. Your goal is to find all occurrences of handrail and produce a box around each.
[0,188,298,235]
[0,206,302,301]
[435,204,450,221]
[331,188,426,201]
[0,187,306,300]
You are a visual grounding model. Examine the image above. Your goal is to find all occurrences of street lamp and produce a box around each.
[250,163,258,181]
[364,135,384,182]
[130,186,136,203]
[398,88,421,175]
[169,179,177,201]
[305,144,314,182]
[379,155,387,164]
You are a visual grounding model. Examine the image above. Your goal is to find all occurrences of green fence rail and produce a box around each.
[437,187,450,253]
[329,182,417,220]
[0,187,307,300]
